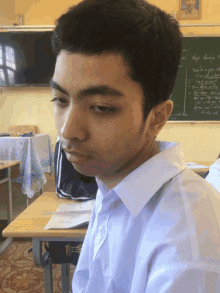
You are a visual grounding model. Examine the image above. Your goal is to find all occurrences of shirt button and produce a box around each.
[102,215,107,220]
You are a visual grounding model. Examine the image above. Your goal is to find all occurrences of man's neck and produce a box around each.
[97,141,159,190]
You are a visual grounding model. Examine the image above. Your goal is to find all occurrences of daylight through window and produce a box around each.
[0,44,17,86]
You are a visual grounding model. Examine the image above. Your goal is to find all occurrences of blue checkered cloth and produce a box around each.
[0,134,54,198]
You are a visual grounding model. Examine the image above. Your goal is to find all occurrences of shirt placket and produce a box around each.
[92,190,113,263]
[93,216,108,262]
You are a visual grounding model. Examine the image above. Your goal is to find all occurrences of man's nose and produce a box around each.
[61,105,88,141]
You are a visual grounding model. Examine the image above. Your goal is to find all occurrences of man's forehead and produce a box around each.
[53,50,144,100]
[56,50,128,70]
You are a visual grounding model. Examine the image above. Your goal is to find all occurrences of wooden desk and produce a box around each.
[187,161,212,175]
[3,192,87,293]
[3,191,87,239]
[0,160,21,254]
[0,160,21,171]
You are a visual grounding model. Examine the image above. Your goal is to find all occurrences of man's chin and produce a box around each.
[70,162,98,178]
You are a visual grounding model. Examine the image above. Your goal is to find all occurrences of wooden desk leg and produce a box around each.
[0,237,13,254]
[7,167,13,223]
[33,238,44,267]
[61,264,70,293]
[43,258,54,293]
[0,167,14,254]
[32,238,53,293]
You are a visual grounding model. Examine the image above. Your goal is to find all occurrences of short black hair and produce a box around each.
[51,0,183,119]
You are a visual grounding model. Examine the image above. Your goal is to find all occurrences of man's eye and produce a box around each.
[50,98,67,106]
[91,105,117,114]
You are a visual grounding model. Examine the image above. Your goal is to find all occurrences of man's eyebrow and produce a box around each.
[50,79,69,96]
[50,79,124,99]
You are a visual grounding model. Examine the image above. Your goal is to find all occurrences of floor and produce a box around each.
[0,239,75,293]
[0,178,76,292]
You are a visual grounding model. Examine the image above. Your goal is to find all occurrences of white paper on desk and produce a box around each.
[186,162,208,169]
[44,199,95,230]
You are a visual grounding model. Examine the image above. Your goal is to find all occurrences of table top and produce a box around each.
[0,134,47,138]
[0,160,21,170]
[187,161,212,175]
[2,192,88,239]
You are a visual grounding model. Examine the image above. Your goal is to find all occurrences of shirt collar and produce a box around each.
[96,141,186,217]
[115,141,186,217]
[95,178,111,197]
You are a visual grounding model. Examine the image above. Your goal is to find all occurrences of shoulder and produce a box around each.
[144,170,220,289]
[147,261,220,291]
[150,168,220,252]
[169,168,220,213]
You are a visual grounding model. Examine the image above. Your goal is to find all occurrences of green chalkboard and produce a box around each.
[169,37,220,121]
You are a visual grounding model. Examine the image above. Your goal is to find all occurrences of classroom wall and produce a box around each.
[0,0,16,26]
[1,0,220,161]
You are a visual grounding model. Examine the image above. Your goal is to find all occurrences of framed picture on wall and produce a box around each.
[178,0,201,20]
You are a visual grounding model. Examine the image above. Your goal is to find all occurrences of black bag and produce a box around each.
[54,139,98,200]
[20,132,34,137]
[44,240,84,265]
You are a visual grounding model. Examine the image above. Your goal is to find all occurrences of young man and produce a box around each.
[50,0,220,291]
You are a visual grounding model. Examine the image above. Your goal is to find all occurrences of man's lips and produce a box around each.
[64,149,92,158]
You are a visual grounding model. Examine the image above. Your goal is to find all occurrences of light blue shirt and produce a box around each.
[206,158,220,193]
[72,141,220,293]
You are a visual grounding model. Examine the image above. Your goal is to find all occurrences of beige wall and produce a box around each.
[1,0,220,160]
[0,0,16,26]
[14,0,76,25]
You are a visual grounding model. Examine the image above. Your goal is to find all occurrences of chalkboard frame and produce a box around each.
[167,34,220,123]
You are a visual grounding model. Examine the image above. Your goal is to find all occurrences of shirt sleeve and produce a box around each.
[144,239,220,293]
[145,265,220,293]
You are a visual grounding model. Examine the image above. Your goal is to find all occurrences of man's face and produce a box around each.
[52,50,156,182]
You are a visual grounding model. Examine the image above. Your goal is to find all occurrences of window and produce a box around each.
[7,69,15,84]
[0,44,17,86]
[0,68,6,86]
[6,46,16,70]
[0,45,3,66]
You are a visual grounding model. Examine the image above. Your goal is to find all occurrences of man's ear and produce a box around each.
[149,100,173,137]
